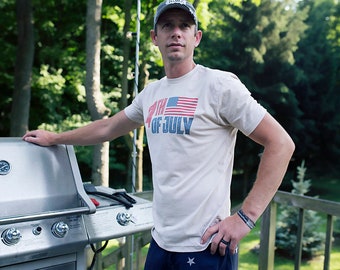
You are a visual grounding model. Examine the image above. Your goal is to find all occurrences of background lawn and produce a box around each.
[101,173,340,269]
[239,223,340,270]
[238,172,340,270]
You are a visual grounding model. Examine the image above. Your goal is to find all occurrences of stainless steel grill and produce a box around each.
[0,138,153,270]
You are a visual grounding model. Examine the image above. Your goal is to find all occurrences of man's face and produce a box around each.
[151,9,202,64]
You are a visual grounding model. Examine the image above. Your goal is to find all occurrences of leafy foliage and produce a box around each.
[275,161,325,259]
[0,0,339,187]
[291,0,340,168]
[196,0,307,189]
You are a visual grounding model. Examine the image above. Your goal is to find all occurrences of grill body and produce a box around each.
[0,138,153,269]
[0,138,94,269]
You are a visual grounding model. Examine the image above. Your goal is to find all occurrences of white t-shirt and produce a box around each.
[124,65,266,252]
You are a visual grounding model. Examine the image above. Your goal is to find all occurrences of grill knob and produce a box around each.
[116,212,135,226]
[1,228,21,246]
[32,226,42,235]
[51,221,69,238]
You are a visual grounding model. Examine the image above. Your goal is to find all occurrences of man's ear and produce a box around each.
[195,30,203,47]
[150,29,158,46]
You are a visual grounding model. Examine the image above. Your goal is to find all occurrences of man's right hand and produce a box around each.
[22,130,57,146]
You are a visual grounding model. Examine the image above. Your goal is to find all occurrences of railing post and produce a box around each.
[259,201,277,270]
[324,214,333,270]
[126,235,133,270]
[294,208,305,270]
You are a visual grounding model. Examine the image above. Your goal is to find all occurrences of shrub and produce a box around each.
[275,160,325,259]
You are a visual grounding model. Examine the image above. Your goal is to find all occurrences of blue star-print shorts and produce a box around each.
[144,238,238,270]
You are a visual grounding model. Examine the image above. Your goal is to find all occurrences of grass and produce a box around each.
[100,230,340,269]
[101,239,149,270]
[238,225,340,270]
[237,172,340,269]
[100,175,340,269]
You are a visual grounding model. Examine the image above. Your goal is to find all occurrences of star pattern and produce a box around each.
[187,257,195,266]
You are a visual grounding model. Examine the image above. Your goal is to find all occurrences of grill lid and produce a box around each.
[0,138,95,225]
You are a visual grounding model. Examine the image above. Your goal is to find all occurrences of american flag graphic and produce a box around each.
[164,96,198,117]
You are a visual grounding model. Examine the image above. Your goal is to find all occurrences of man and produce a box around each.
[23,1,295,269]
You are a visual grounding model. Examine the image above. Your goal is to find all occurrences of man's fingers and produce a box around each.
[200,223,219,244]
[218,238,230,256]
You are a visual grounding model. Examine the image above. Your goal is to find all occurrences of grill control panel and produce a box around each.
[0,215,88,267]
[83,193,153,243]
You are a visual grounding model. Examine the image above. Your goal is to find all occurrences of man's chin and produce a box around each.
[167,53,184,62]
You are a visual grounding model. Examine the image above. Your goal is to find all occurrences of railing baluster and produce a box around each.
[295,208,305,270]
[259,202,277,270]
[324,214,333,270]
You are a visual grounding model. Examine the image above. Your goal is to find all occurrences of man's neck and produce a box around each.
[164,60,196,79]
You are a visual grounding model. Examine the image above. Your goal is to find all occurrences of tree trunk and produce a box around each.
[85,0,110,189]
[120,0,133,110]
[85,1,110,269]
[11,0,34,136]
[135,126,144,192]
[134,61,150,192]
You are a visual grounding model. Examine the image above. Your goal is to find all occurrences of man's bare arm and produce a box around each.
[23,110,141,146]
[201,112,295,255]
[241,112,295,221]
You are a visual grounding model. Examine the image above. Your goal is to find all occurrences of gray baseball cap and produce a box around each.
[154,0,198,30]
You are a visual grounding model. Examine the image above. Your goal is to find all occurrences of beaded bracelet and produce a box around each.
[237,209,256,230]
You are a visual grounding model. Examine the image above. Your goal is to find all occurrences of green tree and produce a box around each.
[10,0,34,136]
[1,0,339,190]
[0,0,17,135]
[292,0,340,169]
[275,160,325,259]
[196,0,307,195]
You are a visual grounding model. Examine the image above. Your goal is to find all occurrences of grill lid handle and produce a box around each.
[0,207,91,226]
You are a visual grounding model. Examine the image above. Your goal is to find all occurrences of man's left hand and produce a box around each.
[201,214,250,256]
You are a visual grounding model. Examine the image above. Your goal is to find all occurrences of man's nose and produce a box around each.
[171,26,182,38]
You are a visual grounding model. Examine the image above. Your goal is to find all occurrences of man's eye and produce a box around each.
[162,23,172,29]
[180,23,192,30]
